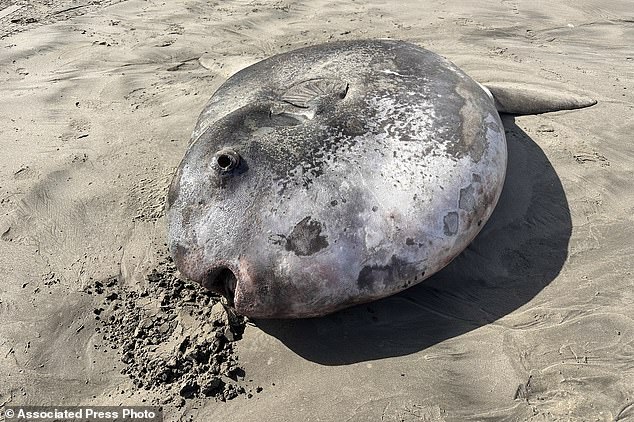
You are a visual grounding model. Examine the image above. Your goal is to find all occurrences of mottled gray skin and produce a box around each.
[167,40,507,318]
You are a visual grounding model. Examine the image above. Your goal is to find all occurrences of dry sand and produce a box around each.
[1,0,633,420]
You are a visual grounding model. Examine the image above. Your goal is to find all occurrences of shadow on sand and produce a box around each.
[255,116,571,365]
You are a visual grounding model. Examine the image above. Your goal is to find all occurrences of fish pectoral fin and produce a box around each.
[280,77,349,109]
[483,82,597,115]
[271,78,349,121]
[270,102,316,121]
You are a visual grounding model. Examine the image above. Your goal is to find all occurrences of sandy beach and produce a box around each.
[1,0,633,420]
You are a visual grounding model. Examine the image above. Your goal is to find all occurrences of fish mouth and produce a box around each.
[203,266,238,306]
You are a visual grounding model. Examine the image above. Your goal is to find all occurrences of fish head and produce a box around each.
[166,101,377,318]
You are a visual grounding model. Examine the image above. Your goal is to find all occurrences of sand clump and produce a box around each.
[85,257,262,405]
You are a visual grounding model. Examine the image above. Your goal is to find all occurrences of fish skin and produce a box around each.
[167,40,507,318]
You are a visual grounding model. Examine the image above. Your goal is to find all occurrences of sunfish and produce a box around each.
[166,39,595,318]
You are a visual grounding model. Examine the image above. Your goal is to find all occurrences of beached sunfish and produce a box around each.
[166,39,595,318]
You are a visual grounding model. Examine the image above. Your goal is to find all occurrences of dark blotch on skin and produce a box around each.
[342,117,366,137]
[357,263,386,291]
[405,238,416,246]
[459,184,476,211]
[285,216,329,256]
[443,212,459,236]
[357,255,413,291]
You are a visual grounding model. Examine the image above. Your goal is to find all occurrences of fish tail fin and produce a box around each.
[482,82,597,115]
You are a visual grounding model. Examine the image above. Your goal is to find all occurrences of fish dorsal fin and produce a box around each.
[483,82,597,115]
[281,78,348,108]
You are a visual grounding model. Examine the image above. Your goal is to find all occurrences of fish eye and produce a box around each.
[213,148,240,173]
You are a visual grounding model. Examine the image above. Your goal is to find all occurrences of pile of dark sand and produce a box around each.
[85,257,262,405]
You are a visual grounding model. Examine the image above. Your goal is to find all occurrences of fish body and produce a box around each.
[167,39,506,318]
